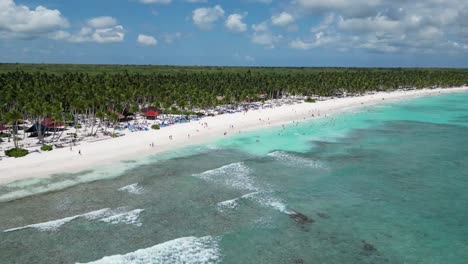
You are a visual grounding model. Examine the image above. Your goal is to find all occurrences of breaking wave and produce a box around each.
[99,209,145,227]
[78,236,221,264]
[241,191,291,214]
[193,162,259,191]
[118,183,144,195]
[267,151,325,169]
[216,198,240,212]
[4,208,113,232]
[4,207,144,233]
[217,191,290,214]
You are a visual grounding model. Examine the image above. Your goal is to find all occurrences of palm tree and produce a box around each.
[5,110,23,149]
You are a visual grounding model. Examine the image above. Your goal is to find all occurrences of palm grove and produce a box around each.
[1,66,467,156]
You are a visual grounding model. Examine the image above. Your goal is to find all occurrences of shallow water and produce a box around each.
[1,93,468,263]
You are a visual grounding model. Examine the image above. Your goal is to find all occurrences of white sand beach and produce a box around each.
[0,87,467,186]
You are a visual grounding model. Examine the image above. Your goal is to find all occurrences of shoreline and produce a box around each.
[1,86,467,186]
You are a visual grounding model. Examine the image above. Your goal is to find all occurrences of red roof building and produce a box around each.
[41,117,65,129]
[143,107,161,119]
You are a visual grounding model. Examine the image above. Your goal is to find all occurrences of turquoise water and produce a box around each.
[1,93,468,263]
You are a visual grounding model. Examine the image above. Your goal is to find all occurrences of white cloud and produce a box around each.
[0,0,69,39]
[139,0,172,4]
[310,13,335,33]
[192,5,225,30]
[288,0,468,54]
[225,13,247,33]
[251,32,282,48]
[91,26,125,43]
[296,0,382,17]
[338,15,401,34]
[67,25,125,44]
[49,30,71,40]
[137,34,157,46]
[271,12,294,27]
[289,32,338,50]
[55,16,125,44]
[87,16,117,28]
[252,21,269,32]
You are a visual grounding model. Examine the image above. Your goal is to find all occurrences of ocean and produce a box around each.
[1,92,467,263]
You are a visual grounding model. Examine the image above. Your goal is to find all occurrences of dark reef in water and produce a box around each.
[289,211,315,225]
[361,240,378,255]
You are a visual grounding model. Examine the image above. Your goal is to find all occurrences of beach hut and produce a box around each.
[142,107,161,120]
[41,117,65,128]
[26,117,65,137]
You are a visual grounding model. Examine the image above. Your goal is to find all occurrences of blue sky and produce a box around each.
[1,0,468,67]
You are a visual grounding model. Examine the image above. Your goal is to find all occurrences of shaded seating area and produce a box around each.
[142,107,161,120]
[26,117,65,137]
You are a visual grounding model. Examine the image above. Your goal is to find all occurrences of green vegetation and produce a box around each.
[40,145,53,151]
[305,98,316,103]
[0,64,467,145]
[151,124,161,130]
[5,148,29,158]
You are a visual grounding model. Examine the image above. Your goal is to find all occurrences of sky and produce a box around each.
[0,0,468,67]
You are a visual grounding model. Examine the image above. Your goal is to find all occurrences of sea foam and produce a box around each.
[217,191,290,215]
[78,236,221,264]
[4,207,144,233]
[216,198,240,212]
[267,151,325,169]
[241,191,291,214]
[193,162,259,191]
[99,209,145,227]
[3,208,113,232]
[118,183,144,195]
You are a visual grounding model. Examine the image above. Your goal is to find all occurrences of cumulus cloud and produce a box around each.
[252,21,269,32]
[87,16,117,28]
[271,12,294,27]
[53,16,125,44]
[250,19,282,48]
[289,0,468,54]
[91,26,125,43]
[192,5,225,30]
[137,34,157,45]
[251,32,282,48]
[0,0,69,39]
[225,13,247,33]
[289,32,338,50]
[296,0,382,17]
